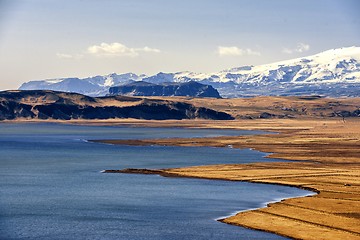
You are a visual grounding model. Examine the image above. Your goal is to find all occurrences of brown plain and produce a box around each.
[90,96,360,240]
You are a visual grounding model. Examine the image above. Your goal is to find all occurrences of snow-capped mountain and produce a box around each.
[19,73,144,96]
[19,46,360,97]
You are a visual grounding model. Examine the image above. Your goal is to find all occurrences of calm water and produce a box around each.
[0,123,311,240]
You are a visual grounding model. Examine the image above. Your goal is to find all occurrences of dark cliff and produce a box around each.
[0,90,233,121]
[109,81,221,98]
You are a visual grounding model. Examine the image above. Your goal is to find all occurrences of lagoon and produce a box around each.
[0,123,310,239]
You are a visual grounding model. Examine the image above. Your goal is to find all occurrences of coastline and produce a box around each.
[94,119,360,240]
[1,119,359,239]
[102,168,318,239]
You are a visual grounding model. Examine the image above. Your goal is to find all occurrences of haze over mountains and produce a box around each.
[19,47,360,97]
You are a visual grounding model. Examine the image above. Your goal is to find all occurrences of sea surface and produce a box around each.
[0,123,311,240]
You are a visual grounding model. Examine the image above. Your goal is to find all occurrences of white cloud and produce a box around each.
[217,46,261,57]
[87,42,161,57]
[56,53,83,59]
[140,46,161,53]
[283,43,310,54]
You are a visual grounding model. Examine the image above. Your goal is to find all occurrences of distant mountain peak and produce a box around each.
[19,46,360,97]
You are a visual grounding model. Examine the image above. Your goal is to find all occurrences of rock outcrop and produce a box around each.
[109,81,221,98]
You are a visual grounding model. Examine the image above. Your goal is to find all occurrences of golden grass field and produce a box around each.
[98,119,360,240]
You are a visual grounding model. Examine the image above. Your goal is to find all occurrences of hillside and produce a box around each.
[1,90,360,121]
[141,95,360,120]
[109,81,221,98]
[0,90,233,121]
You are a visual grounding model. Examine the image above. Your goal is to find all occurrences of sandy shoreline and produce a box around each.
[92,119,360,240]
[2,118,360,239]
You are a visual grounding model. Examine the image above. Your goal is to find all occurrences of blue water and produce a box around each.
[0,123,311,240]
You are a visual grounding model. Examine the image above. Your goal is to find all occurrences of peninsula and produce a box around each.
[91,97,360,240]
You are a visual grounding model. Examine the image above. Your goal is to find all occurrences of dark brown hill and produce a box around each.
[109,81,221,98]
[0,90,233,121]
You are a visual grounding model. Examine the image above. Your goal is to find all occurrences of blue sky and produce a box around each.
[0,0,359,90]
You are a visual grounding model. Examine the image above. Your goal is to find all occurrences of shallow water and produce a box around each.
[0,123,311,239]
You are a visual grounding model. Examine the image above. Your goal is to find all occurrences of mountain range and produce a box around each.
[19,46,360,97]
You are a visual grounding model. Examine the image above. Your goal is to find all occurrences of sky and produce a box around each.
[0,0,359,90]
